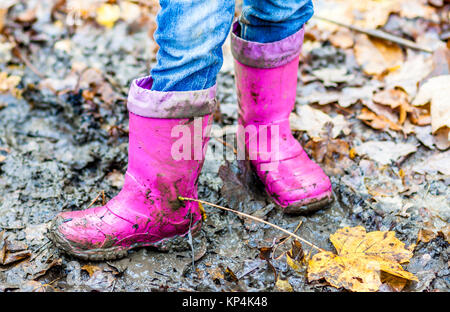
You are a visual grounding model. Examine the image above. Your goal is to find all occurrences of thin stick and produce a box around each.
[178,196,325,253]
[6,34,47,79]
[272,220,303,260]
[212,137,237,155]
[313,15,433,53]
[87,190,106,208]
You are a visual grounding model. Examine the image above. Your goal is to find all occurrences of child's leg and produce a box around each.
[151,0,235,91]
[231,0,333,213]
[239,0,314,43]
[49,1,235,260]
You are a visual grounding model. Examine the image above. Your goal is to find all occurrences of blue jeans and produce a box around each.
[150,0,314,92]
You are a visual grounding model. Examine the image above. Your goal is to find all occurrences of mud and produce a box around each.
[0,7,449,292]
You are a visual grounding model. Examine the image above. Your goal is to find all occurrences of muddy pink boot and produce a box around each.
[230,22,333,214]
[49,76,216,260]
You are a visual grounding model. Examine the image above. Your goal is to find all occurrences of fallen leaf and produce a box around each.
[338,83,381,108]
[286,240,305,273]
[303,91,340,106]
[307,226,417,292]
[418,221,450,244]
[119,1,141,23]
[290,106,351,141]
[310,66,355,87]
[96,3,121,28]
[373,89,412,124]
[413,75,450,138]
[399,0,437,20]
[54,39,72,53]
[354,35,403,76]
[411,150,450,176]
[0,72,21,97]
[380,272,408,292]
[19,280,49,292]
[259,246,277,281]
[106,170,124,189]
[81,264,102,277]
[0,8,7,33]
[432,128,450,150]
[354,141,417,165]
[0,41,14,63]
[0,231,31,266]
[314,0,401,31]
[357,107,402,131]
[329,28,354,49]
[275,277,293,292]
[385,53,433,99]
[414,125,435,149]
[224,267,239,283]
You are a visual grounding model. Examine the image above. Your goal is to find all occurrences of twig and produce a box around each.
[87,190,106,208]
[272,220,303,260]
[313,15,433,53]
[178,197,325,253]
[213,137,237,155]
[6,34,47,79]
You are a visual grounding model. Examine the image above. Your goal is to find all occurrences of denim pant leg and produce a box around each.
[240,0,314,43]
[150,0,235,92]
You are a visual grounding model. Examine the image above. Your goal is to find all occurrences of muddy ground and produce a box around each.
[0,1,449,292]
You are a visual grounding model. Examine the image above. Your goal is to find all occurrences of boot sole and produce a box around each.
[282,190,334,214]
[48,217,202,261]
[243,159,334,214]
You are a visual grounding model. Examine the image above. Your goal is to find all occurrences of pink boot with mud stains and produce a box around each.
[49,76,216,260]
[230,22,333,214]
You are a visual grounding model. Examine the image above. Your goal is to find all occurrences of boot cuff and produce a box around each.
[127,76,217,118]
[230,20,304,69]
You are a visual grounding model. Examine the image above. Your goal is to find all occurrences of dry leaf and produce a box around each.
[418,221,450,244]
[354,35,403,76]
[385,53,433,99]
[338,83,381,108]
[399,0,437,20]
[106,170,125,189]
[380,272,408,292]
[310,66,355,87]
[413,75,450,136]
[357,107,402,131]
[275,278,293,292]
[120,1,141,23]
[290,106,351,141]
[411,150,450,176]
[307,226,417,292]
[314,0,401,31]
[96,4,121,28]
[0,72,21,96]
[329,28,354,49]
[354,141,417,165]
[0,8,7,33]
[81,264,102,277]
[351,0,401,29]
[286,240,305,273]
[0,231,31,266]
[373,89,412,124]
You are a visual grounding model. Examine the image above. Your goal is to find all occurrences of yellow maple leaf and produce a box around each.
[275,277,293,292]
[96,4,120,28]
[307,226,417,292]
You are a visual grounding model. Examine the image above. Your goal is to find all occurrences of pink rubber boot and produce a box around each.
[49,77,216,260]
[230,22,333,214]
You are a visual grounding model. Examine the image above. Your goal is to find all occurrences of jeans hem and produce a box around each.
[127,76,217,119]
[230,20,305,69]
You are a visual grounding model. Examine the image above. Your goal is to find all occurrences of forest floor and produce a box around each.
[0,0,449,292]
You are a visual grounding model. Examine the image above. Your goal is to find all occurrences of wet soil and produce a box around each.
[0,11,448,292]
